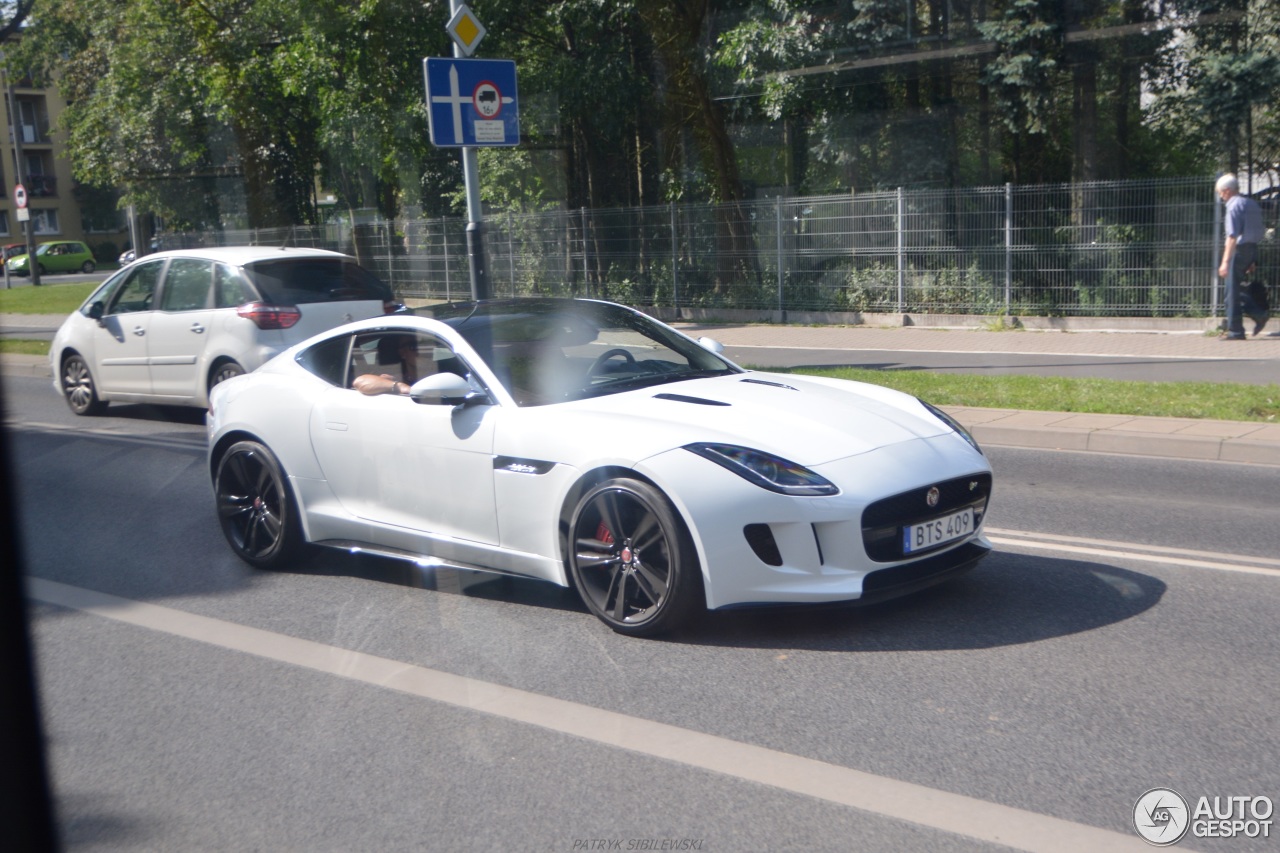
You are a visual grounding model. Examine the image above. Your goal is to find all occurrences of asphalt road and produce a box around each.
[5,373,1280,852]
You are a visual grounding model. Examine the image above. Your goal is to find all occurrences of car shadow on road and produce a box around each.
[285,549,589,614]
[81,403,207,426]
[291,546,1162,649]
[675,550,1163,651]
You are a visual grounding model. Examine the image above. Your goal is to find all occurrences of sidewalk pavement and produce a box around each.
[4,314,1280,465]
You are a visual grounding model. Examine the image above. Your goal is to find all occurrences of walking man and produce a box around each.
[1216,173,1268,338]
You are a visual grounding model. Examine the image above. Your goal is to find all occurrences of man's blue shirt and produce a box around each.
[1225,193,1264,244]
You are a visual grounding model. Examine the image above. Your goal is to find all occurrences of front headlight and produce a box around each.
[684,443,839,496]
[921,400,982,454]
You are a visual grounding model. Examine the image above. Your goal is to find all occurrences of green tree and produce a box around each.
[1146,0,1280,180]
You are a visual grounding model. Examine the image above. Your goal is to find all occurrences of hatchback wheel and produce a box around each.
[80,260,96,273]
[210,361,245,391]
[61,354,107,415]
[214,441,302,569]
[569,478,703,637]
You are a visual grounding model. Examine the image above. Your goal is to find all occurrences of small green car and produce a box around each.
[7,240,97,276]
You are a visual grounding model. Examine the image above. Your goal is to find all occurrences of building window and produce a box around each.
[0,210,9,236]
[31,209,60,235]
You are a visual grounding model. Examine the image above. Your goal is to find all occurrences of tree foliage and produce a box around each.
[8,0,1279,233]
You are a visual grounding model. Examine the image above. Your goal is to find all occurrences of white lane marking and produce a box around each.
[8,420,206,452]
[987,527,1280,577]
[27,577,1158,853]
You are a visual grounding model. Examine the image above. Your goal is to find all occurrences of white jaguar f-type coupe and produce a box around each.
[207,298,993,636]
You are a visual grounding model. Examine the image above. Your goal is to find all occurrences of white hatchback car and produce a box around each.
[51,246,400,414]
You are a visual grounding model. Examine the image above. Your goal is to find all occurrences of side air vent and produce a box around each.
[653,393,730,406]
[744,523,783,566]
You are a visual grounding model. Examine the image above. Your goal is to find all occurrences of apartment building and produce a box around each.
[2,69,129,259]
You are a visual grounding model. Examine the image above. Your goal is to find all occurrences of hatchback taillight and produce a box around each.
[237,302,302,330]
[384,300,407,314]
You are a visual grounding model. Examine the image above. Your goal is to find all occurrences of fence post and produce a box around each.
[1211,188,1221,321]
[442,219,451,303]
[776,196,785,320]
[508,211,516,298]
[896,187,905,313]
[581,207,590,297]
[1004,182,1013,315]
[670,202,679,314]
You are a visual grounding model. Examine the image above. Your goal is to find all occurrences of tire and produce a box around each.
[568,478,704,637]
[209,360,245,391]
[36,264,46,276]
[81,260,96,273]
[61,354,108,415]
[214,440,303,569]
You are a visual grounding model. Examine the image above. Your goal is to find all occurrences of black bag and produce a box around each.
[1243,280,1270,315]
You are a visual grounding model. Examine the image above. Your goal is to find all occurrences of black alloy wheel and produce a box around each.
[214,440,302,569]
[61,354,107,415]
[568,478,703,636]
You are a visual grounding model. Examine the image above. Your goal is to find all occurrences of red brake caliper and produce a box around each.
[596,522,614,546]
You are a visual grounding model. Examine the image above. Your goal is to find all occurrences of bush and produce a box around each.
[91,240,119,263]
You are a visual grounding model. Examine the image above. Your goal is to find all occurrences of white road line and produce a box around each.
[27,576,1159,853]
[986,527,1280,577]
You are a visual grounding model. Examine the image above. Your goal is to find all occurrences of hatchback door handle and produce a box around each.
[190,323,206,334]
[132,326,146,337]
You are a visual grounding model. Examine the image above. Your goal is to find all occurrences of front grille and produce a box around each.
[862,473,992,562]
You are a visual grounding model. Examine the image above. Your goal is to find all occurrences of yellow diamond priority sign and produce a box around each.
[446,5,486,57]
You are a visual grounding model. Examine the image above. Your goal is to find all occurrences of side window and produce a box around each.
[159,258,214,312]
[215,263,256,308]
[107,261,163,315]
[347,330,468,389]
[295,335,352,386]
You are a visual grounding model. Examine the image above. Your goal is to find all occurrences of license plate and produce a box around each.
[903,507,974,554]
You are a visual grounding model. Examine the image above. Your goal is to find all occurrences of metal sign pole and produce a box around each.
[450,0,489,300]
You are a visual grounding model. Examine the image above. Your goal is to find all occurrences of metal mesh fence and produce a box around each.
[160,177,1279,318]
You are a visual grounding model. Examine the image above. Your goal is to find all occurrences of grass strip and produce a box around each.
[1,339,52,356]
[766,365,1280,423]
[0,282,98,315]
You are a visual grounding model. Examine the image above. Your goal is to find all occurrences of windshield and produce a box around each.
[425,299,740,406]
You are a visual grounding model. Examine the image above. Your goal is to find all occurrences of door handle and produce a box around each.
[190,323,206,334]
[132,326,146,337]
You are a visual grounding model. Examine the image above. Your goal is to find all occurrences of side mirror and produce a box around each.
[88,301,105,323]
[697,336,725,354]
[409,372,475,406]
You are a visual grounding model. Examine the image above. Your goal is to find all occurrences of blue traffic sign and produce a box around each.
[424,57,519,148]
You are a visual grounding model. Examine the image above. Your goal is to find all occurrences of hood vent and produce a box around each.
[653,393,730,406]
[741,378,798,391]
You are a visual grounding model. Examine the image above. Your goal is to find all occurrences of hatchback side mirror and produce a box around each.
[88,301,105,323]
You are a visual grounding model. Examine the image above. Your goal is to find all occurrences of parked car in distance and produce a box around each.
[7,240,96,275]
[51,246,403,413]
[206,297,993,637]
[2,242,26,263]
[118,248,136,266]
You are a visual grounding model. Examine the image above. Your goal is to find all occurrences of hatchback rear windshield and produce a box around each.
[242,258,391,305]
